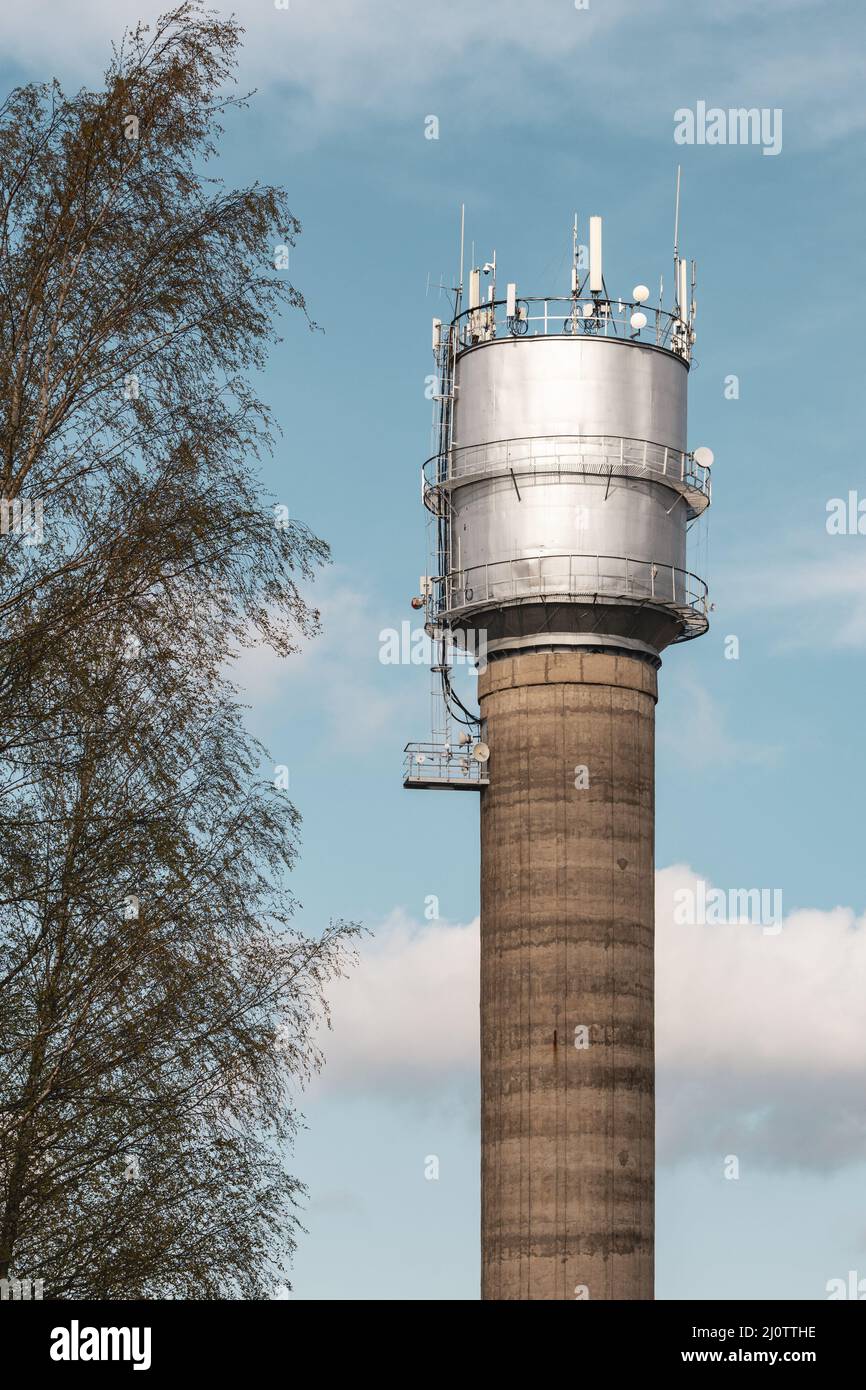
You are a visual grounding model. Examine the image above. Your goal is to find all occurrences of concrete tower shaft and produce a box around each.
[479,650,656,1301]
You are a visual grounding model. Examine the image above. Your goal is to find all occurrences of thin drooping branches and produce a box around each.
[0,3,357,1299]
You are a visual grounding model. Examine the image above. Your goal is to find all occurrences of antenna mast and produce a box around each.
[673,164,688,326]
[456,202,465,316]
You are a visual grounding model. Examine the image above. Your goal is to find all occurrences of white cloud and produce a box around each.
[312,907,479,1098]
[315,870,866,1170]
[1,0,864,151]
[228,575,410,748]
[656,865,866,1169]
[727,543,866,652]
[660,672,782,769]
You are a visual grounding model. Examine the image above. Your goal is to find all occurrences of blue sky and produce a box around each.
[5,0,866,1300]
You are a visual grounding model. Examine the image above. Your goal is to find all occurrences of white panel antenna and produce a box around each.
[589,216,603,294]
[677,258,688,322]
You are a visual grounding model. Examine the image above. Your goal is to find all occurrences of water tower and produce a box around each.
[405,189,711,1301]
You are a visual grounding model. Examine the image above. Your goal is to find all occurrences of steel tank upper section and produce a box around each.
[453,335,687,453]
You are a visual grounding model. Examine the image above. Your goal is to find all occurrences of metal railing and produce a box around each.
[422,433,710,517]
[403,742,489,790]
[453,295,692,362]
[435,552,709,639]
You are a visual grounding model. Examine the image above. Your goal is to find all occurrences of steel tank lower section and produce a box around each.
[450,471,687,589]
[479,650,655,1301]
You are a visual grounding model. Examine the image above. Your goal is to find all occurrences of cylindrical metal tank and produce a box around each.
[435,325,708,659]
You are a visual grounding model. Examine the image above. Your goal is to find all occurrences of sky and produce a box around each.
[4,0,866,1300]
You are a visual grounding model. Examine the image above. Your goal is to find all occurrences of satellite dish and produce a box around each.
[632,284,650,303]
[693,446,714,469]
[630,311,647,330]
[458,731,471,746]
[415,752,426,764]
[472,742,490,763]
[582,302,594,318]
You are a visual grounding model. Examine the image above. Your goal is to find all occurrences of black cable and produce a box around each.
[440,667,479,729]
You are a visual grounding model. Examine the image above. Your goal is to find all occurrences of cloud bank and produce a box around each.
[1,0,864,152]
[314,907,479,1097]
[314,867,866,1170]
